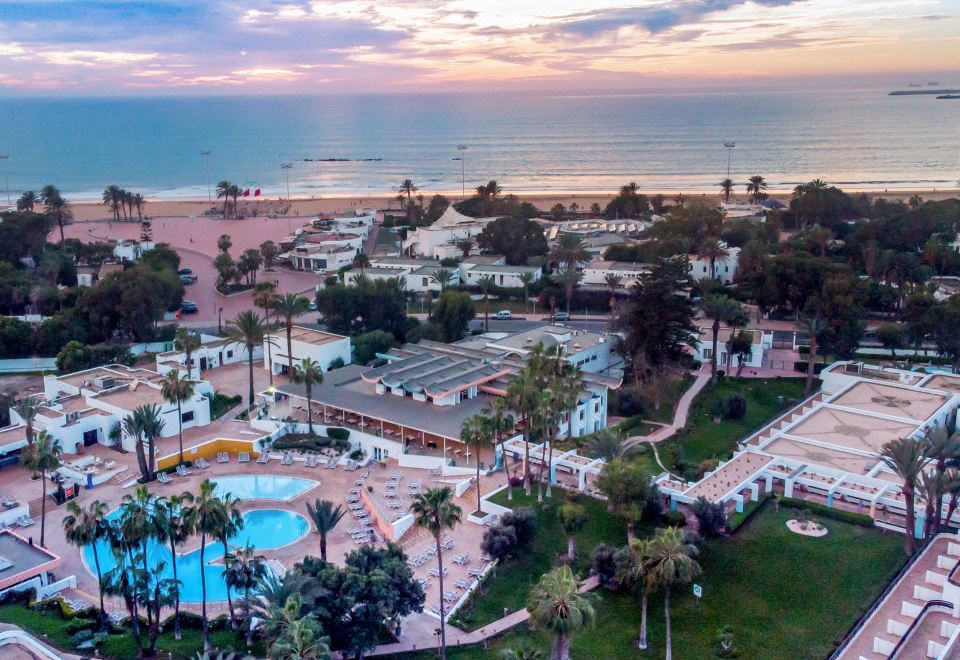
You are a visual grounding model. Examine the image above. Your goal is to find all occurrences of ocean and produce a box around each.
[0,89,957,201]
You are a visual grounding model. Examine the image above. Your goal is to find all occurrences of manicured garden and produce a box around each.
[406,500,905,659]
[208,392,242,420]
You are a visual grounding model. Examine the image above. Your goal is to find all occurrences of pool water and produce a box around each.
[83,508,309,603]
[212,475,318,501]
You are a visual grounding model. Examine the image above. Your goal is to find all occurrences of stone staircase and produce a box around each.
[27,495,59,519]
[745,392,826,447]
[842,536,960,659]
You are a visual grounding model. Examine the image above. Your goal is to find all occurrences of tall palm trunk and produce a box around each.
[474,452,482,514]
[306,382,314,436]
[200,527,211,652]
[553,632,570,660]
[436,536,448,660]
[523,422,532,497]
[545,438,554,498]
[91,543,107,632]
[223,537,237,629]
[134,435,149,482]
[286,324,294,375]
[565,283,573,316]
[170,536,182,640]
[664,586,673,660]
[125,547,144,656]
[39,471,47,546]
[638,589,648,649]
[710,319,720,385]
[805,339,818,395]
[147,434,156,481]
[176,399,184,465]
[904,487,917,555]
[246,349,255,407]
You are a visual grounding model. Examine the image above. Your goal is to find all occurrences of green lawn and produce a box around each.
[453,489,633,631]
[0,605,261,659]
[655,377,806,479]
[209,392,242,420]
[399,503,905,659]
[644,373,696,424]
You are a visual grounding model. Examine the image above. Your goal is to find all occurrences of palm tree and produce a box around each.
[455,237,476,257]
[797,315,826,395]
[20,432,61,547]
[603,273,622,323]
[16,190,41,212]
[506,369,538,497]
[216,181,234,218]
[62,499,110,631]
[156,492,193,640]
[501,642,546,660]
[304,499,345,562]
[101,185,123,222]
[527,565,597,660]
[745,175,768,204]
[918,471,945,538]
[924,427,960,477]
[13,397,40,446]
[134,404,165,480]
[460,415,493,515]
[559,504,587,561]
[550,233,589,271]
[43,187,69,243]
[485,180,503,201]
[586,428,633,461]
[227,310,270,407]
[122,411,150,482]
[161,371,195,466]
[701,294,741,385]
[349,272,370,289]
[697,239,730,280]
[132,193,146,221]
[273,293,311,376]
[477,274,495,332]
[217,492,245,629]
[718,178,734,203]
[647,526,702,660]
[411,488,462,660]
[398,179,418,208]
[352,253,371,275]
[881,438,927,555]
[174,327,202,376]
[266,595,330,659]
[553,268,582,318]
[483,398,515,500]
[224,542,267,646]
[192,479,220,652]
[217,234,233,254]
[620,538,654,650]
[293,357,324,436]
[431,267,454,293]
[518,271,536,314]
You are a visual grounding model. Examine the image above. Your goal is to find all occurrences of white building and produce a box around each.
[264,326,352,375]
[688,244,740,283]
[582,261,648,288]
[690,325,771,371]
[12,365,215,455]
[455,323,620,374]
[401,206,497,260]
[543,218,650,241]
[460,264,542,288]
[157,336,262,380]
[113,240,155,262]
[282,244,356,273]
[362,257,460,293]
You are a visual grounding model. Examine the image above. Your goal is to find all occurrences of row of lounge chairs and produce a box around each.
[0,515,34,530]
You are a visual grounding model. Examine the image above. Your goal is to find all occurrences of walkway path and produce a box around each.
[344,576,601,658]
[623,372,710,451]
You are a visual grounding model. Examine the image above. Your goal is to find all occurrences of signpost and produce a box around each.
[693,583,703,605]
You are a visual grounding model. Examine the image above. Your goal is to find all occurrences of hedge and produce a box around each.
[727,496,769,532]
[272,434,350,454]
[779,496,875,528]
[328,427,350,441]
[663,510,687,527]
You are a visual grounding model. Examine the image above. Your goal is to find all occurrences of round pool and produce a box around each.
[83,508,309,603]
[212,474,319,501]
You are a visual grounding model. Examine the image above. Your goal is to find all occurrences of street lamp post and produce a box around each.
[0,154,9,206]
[200,150,212,203]
[457,145,468,199]
[723,142,735,179]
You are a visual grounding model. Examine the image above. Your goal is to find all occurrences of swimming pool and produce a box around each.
[83,508,309,603]
[212,475,319,501]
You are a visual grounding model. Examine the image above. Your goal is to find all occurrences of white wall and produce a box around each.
[265,334,352,374]
[461,268,541,288]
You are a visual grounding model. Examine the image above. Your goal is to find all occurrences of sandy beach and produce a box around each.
[67,187,960,221]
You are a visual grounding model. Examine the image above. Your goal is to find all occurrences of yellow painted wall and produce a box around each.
[157,438,258,471]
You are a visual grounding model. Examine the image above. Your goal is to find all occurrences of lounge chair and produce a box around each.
[217,452,229,463]
[467,567,484,577]
[17,516,34,527]
[304,455,317,468]
[281,453,294,466]
[453,553,470,565]
[0,521,8,532]
[257,452,271,464]
[157,472,174,485]
[108,611,126,625]
[176,465,192,477]
[195,458,210,469]
[238,452,250,463]
[455,578,473,589]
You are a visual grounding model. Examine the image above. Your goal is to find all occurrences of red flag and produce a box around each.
[254,188,261,197]
[243,188,250,197]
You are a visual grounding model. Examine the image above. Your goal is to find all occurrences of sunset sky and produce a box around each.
[0,0,957,94]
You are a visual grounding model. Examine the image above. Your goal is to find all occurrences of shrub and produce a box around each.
[328,356,346,370]
[272,434,349,454]
[724,394,747,420]
[481,524,518,562]
[780,497,874,527]
[591,543,619,588]
[610,387,647,418]
[65,618,98,634]
[663,510,687,527]
[349,448,365,461]
[691,496,727,538]
[328,427,350,441]
[501,507,536,546]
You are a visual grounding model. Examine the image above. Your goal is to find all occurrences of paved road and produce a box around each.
[469,317,611,333]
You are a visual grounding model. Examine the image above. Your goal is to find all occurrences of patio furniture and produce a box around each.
[443,592,458,604]
[354,479,364,486]
[452,553,470,565]
[217,452,229,463]
[281,453,294,466]
[388,500,403,509]
[419,578,432,589]
[108,611,126,625]
[176,465,192,477]
[195,458,210,469]
[393,511,408,521]
[429,468,442,477]
[483,514,499,526]
[238,452,250,463]
[360,471,370,479]
[480,554,493,563]
[326,457,338,469]
[157,472,174,485]
[257,453,271,464]
[467,567,484,577]
[428,567,448,578]
[304,455,317,468]
[16,516,33,527]
[430,605,442,617]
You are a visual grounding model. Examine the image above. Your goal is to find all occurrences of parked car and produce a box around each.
[180,300,199,314]
[179,273,197,284]
[494,310,512,320]
[552,311,570,322]
[178,268,193,276]
[308,301,318,312]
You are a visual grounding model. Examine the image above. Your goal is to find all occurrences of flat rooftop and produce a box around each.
[58,365,162,391]
[784,406,921,455]
[0,532,59,577]
[287,326,347,346]
[486,325,609,354]
[762,436,879,474]
[828,381,950,421]
[922,373,960,395]
[93,382,167,410]
[277,365,492,440]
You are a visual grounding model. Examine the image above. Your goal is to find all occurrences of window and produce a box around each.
[579,409,584,420]
[422,277,429,287]
[703,348,713,359]
[226,350,233,358]
[181,410,195,423]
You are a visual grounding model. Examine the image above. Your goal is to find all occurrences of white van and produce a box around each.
[494,310,512,320]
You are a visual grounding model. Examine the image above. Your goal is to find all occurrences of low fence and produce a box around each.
[0,358,56,374]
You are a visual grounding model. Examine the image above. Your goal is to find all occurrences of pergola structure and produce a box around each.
[499,436,604,492]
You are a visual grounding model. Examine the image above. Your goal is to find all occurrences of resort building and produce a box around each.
[7,364,215,456]
[0,531,62,599]
[689,325,772,372]
[282,243,356,273]
[258,337,620,469]
[263,326,352,375]
[364,257,461,293]
[581,261,649,289]
[688,244,741,283]
[76,262,123,287]
[542,218,651,241]
[112,240,155,262]
[157,335,261,380]
[454,323,620,374]
[656,362,960,536]
[401,206,497,260]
